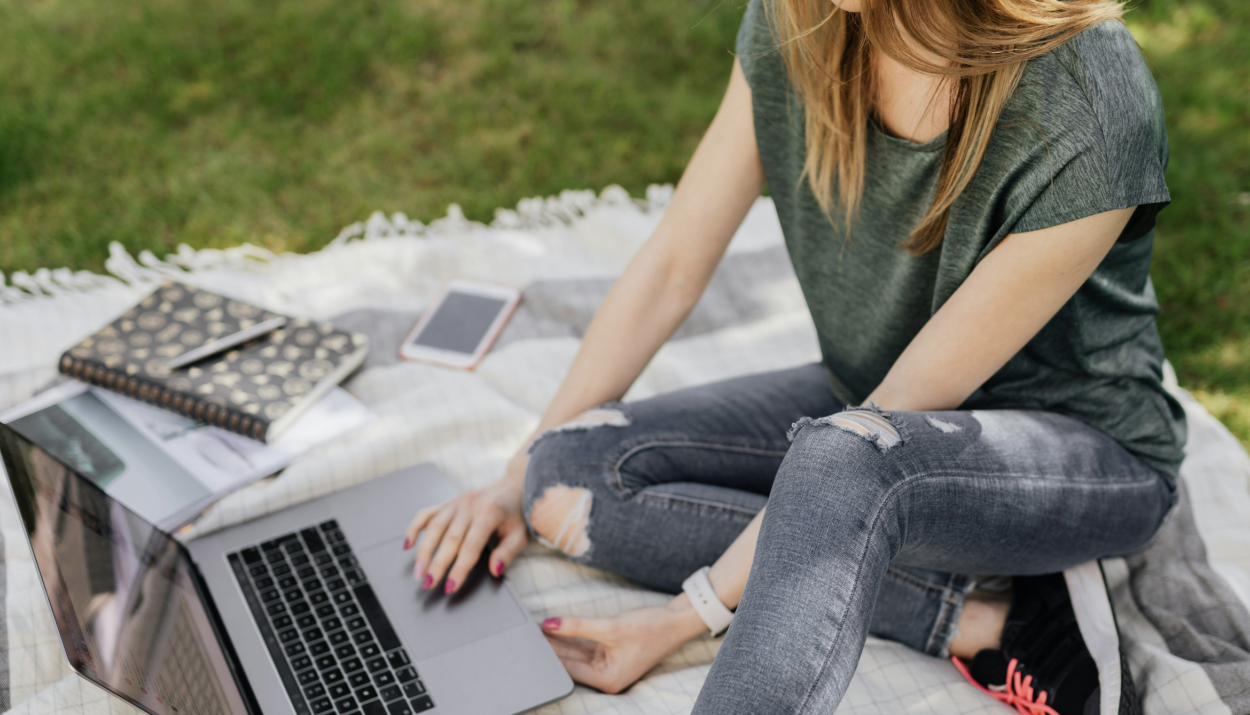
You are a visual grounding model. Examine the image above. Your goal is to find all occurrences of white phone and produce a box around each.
[399,280,522,369]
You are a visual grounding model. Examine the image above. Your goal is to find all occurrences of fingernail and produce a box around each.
[413,562,425,581]
[421,574,433,590]
[444,579,457,594]
[402,537,411,550]
[541,617,561,631]
[493,561,505,577]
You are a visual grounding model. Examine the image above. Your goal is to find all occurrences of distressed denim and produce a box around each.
[523,363,1176,712]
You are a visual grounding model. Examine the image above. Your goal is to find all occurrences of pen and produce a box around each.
[167,316,288,369]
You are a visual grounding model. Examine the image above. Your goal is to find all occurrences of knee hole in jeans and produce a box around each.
[789,408,903,451]
[528,485,593,558]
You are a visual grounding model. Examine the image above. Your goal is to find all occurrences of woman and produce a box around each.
[405,0,1183,711]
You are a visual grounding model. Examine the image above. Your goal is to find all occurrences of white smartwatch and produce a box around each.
[682,566,734,637]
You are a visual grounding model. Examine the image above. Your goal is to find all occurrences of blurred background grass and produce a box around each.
[0,0,1246,446]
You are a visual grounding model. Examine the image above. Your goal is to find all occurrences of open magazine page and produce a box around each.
[1,381,373,530]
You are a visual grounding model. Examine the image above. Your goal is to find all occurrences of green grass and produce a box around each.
[0,0,1247,447]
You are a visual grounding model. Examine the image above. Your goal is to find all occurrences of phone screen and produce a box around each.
[410,292,509,354]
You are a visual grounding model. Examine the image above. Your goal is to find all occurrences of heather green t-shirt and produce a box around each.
[737,1,1186,476]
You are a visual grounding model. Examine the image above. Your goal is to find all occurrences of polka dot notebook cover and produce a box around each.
[58,282,369,442]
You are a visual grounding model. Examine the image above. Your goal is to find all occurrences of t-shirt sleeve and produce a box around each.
[1010,22,1170,243]
[736,0,775,83]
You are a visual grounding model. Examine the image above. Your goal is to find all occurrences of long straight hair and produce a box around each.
[768,0,1124,254]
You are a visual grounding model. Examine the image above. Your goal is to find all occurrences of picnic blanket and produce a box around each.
[1,186,1248,714]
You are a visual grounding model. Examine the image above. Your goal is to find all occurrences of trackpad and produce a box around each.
[356,537,528,661]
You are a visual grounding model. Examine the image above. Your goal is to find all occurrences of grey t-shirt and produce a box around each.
[737,0,1186,476]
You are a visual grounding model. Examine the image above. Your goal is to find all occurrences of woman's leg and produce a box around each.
[693,407,1176,714]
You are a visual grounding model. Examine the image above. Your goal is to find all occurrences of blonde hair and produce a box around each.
[769,0,1123,254]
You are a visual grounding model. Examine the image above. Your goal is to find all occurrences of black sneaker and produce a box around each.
[952,573,1102,715]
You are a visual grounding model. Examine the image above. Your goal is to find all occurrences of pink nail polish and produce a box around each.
[421,574,433,589]
[444,579,457,594]
[402,537,411,550]
[493,561,505,577]
[541,617,561,631]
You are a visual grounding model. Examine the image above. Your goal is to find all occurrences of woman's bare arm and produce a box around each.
[405,59,764,592]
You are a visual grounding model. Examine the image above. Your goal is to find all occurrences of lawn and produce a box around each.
[0,0,1247,446]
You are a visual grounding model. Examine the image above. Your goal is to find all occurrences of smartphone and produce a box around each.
[399,280,522,369]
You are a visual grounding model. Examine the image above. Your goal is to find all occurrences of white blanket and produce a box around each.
[1,186,1248,714]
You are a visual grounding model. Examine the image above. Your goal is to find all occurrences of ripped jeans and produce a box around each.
[522,363,1176,713]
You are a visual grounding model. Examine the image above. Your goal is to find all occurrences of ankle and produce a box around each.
[948,588,1011,660]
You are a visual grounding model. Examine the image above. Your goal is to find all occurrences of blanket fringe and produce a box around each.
[0,184,674,306]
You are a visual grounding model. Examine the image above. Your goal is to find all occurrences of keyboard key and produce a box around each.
[310,697,334,713]
[350,672,371,688]
[340,603,360,617]
[396,667,417,683]
[339,555,358,569]
[272,615,293,630]
[327,578,346,592]
[283,587,304,602]
[316,655,337,670]
[330,630,351,646]
[255,577,274,590]
[304,683,326,699]
[291,601,311,615]
[272,563,292,576]
[333,544,352,556]
[292,553,310,566]
[411,696,434,713]
[306,579,325,593]
[291,655,313,671]
[342,657,364,673]
[310,641,331,656]
[310,591,330,605]
[298,669,320,686]
[328,530,346,543]
[381,685,402,702]
[298,567,317,580]
[261,590,281,603]
[387,700,413,715]
[347,617,367,631]
[335,644,356,658]
[303,627,324,642]
[242,547,263,564]
[366,657,387,673]
[388,651,411,669]
[320,519,339,532]
[356,685,379,701]
[316,604,336,618]
[315,554,334,566]
[279,577,298,590]
[346,569,365,585]
[353,631,374,645]
[323,668,345,685]
[335,696,358,712]
[266,551,287,565]
[321,566,340,579]
[330,683,351,699]
[359,644,381,659]
[334,592,354,605]
[361,701,386,715]
[323,617,342,632]
[374,670,395,686]
[402,681,426,698]
[285,540,304,554]
[297,615,317,629]
[354,584,402,651]
[279,628,300,643]
[249,564,269,578]
[266,602,287,617]
[285,642,306,657]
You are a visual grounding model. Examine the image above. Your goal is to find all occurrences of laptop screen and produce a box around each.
[0,424,250,715]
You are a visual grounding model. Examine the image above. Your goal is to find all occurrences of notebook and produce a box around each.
[58,282,368,442]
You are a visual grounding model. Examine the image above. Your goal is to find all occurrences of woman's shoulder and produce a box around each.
[1013,20,1166,159]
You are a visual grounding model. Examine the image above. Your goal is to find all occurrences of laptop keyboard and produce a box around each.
[227,520,435,715]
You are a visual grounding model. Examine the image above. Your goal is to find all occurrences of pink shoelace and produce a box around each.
[951,655,1062,715]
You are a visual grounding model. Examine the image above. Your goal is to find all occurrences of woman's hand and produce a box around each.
[539,596,708,694]
[404,456,529,593]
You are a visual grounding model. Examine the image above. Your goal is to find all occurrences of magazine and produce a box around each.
[0,381,373,531]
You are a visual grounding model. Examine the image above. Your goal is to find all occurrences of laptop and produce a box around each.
[0,422,573,715]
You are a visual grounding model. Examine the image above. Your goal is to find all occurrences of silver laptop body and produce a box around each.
[0,423,573,715]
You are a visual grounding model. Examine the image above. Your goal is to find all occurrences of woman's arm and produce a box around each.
[545,206,1137,692]
[405,58,764,592]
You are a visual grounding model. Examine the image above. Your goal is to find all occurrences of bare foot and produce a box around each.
[949,588,1011,660]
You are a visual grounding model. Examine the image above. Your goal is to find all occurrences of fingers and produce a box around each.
[425,505,473,591]
[403,507,436,551]
[557,656,616,692]
[412,505,454,588]
[487,521,528,577]
[544,634,595,662]
[540,616,615,644]
[445,513,498,593]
